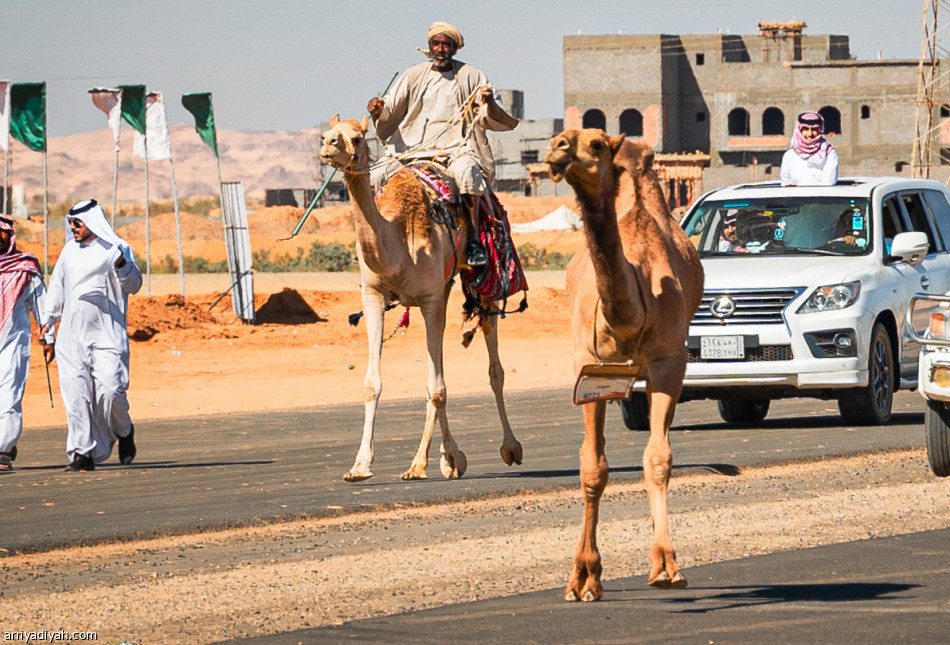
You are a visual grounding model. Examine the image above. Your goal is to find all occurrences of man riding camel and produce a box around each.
[367,21,519,267]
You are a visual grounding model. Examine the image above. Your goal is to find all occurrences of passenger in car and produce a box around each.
[780,112,839,187]
[718,209,748,253]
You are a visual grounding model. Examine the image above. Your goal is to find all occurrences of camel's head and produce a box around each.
[544,129,625,190]
[320,114,370,172]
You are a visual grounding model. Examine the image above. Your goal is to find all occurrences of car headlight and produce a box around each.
[798,282,860,313]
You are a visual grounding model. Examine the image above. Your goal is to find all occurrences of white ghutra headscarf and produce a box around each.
[65,199,136,290]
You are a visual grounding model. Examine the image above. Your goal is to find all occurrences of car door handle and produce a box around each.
[921,276,931,290]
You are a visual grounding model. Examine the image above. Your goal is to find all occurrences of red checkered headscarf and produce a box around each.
[790,111,831,160]
[0,216,42,330]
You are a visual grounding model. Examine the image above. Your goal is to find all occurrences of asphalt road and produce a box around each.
[232,528,950,644]
[0,389,931,554]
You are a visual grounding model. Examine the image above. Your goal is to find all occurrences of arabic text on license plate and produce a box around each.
[701,335,745,360]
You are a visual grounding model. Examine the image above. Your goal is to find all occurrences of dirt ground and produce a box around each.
[20,195,581,432]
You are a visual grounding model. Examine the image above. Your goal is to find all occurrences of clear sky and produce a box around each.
[0,0,926,136]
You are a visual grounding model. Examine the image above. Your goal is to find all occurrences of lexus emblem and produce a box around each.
[710,296,736,318]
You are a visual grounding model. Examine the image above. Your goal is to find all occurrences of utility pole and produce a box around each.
[912,0,950,178]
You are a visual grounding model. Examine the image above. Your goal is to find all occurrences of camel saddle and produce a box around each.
[407,163,529,315]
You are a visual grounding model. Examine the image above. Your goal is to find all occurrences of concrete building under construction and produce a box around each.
[562,21,950,202]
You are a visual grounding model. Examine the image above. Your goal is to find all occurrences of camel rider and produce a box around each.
[367,21,519,267]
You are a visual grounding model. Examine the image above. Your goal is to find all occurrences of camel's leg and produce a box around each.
[481,316,523,466]
[565,400,608,602]
[344,290,386,482]
[642,355,688,589]
[402,298,466,480]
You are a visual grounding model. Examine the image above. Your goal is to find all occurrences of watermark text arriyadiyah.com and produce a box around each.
[4,630,98,642]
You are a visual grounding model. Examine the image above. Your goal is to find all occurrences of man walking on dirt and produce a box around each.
[367,21,519,267]
[41,199,142,472]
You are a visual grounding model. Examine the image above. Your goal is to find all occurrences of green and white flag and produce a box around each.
[118,84,147,135]
[89,87,123,152]
[0,81,10,152]
[132,91,171,161]
[181,92,218,157]
[10,82,46,153]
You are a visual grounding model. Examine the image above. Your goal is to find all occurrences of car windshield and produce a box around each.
[682,197,872,257]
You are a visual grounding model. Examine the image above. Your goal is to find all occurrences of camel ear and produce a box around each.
[361,114,369,130]
[330,114,340,127]
[639,146,655,173]
[608,134,625,155]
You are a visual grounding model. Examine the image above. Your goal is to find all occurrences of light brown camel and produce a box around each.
[545,130,704,601]
[319,115,523,482]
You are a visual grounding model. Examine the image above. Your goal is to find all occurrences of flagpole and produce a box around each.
[111,142,119,227]
[144,132,150,296]
[42,148,48,274]
[2,142,8,216]
[169,156,184,296]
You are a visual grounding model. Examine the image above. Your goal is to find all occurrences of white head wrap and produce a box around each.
[65,199,136,283]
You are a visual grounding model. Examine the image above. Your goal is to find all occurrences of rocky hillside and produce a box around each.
[6,124,322,204]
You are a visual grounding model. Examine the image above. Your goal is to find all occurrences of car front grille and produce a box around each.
[692,288,803,326]
[687,344,794,362]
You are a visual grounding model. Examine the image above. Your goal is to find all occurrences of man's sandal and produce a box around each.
[0,453,13,472]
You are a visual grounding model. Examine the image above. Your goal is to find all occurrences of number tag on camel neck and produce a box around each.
[573,363,641,405]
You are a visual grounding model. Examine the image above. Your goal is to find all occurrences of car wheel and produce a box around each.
[925,399,950,477]
[716,398,770,423]
[837,322,894,425]
[619,393,650,431]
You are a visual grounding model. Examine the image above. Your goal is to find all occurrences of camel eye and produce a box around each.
[591,140,605,153]
[353,137,363,146]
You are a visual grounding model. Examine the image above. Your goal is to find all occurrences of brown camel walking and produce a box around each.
[545,129,703,601]
[319,115,523,482]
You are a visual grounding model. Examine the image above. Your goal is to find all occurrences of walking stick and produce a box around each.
[281,71,400,241]
[33,289,54,408]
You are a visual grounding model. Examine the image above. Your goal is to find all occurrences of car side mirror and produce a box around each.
[889,231,929,265]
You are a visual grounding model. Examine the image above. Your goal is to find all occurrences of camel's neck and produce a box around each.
[343,161,406,276]
[574,172,644,330]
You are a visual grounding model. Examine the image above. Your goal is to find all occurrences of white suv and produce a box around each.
[622,177,950,428]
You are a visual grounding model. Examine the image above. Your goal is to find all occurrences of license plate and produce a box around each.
[701,335,745,360]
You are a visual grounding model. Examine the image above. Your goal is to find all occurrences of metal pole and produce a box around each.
[2,141,8,216]
[169,156,184,296]
[42,149,48,275]
[144,133,150,296]
[111,143,119,226]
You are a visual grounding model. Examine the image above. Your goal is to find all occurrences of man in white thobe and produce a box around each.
[0,215,50,471]
[41,199,142,472]
[367,21,519,266]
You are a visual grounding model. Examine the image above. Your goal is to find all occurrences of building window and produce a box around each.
[941,105,950,118]
[762,107,785,135]
[619,109,643,137]
[521,150,539,164]
[696,52,705,65]
[697,112,706,122]
[818,106,842,135]
[728,108,750,136]
[582,109,606,130]
[861,105,871,119]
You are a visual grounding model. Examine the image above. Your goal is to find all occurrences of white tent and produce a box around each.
[511,205,583,232]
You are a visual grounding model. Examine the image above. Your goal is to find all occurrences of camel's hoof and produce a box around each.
[564,590,579,602]
[440,450,467,479]
[582,590,599,602]
[648,570,688,589]
[500,441,524,466]
[343,471,373,482]
[400,470,428,481]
